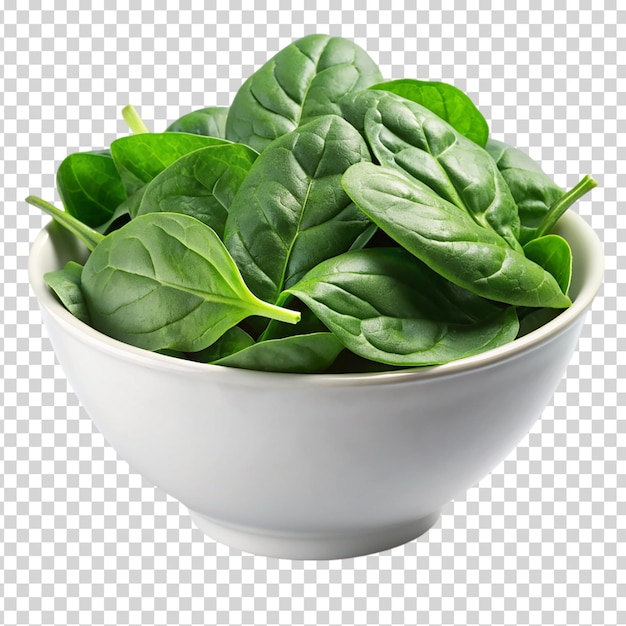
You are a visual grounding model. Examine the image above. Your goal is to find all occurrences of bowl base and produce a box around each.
[188,510,441,560]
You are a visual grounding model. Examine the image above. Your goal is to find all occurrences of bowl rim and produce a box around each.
[29,210,604,387]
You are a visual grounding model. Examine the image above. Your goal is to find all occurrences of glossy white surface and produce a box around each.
[28,212,603,559]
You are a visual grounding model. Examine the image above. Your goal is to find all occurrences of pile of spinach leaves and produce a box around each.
[28,34,596,373]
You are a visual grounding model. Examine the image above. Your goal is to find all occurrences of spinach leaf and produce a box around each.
[225,33,383,152]
[56,150,127,227]
[286,247,520,366]
[166,106,228,137]
[341,163,571,309]
[326,351,406,374]
[81,212,301,352]
[110,132,229,196]
[260,295,328,341]
[523,234,572,295]
[187,326,255,362]
[339,89,388,135]
[516,307,562,338]
[26,196,105,251]
[352,90,521,248]
[94,186,147,235]
[369,78,489,147]
[133,143,258,238]
[94,201,130,235]
[210,332,344,373]
[224,114,375,305]
[43,261,91,325]
[485,138,565,244]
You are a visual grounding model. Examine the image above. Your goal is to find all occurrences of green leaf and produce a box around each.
[26,196,105,251]
[517,307,562,338]
[224,114,375,305]
[369,79,489,146]
[81,212,301,352]
[93,186,146,235]
[134,143,258,238]
[225,34,383,152]
[485,138,565,244]
[93,201,130,235]
[523,234,572,295]
[287,248,520,366]
[326,351,406,374]
[346,90,521,248]
[43,261,91,325]
[56,150,127,227]
[187,326,255,362]
[211,332,344,373]
[339,89,388,134]
[260,295,328,341]
[166,106,229,137]
[341,163,571,309]
[109,132,229,196]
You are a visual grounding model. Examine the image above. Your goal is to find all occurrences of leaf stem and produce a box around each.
[256,299,301,325]
[122,105,150,134]
[535,174,597,238]
[26,196,105,251]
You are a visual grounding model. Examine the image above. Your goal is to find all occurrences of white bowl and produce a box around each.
[28,211,603,559]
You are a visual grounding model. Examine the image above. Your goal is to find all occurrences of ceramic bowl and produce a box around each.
[28,210,603,559]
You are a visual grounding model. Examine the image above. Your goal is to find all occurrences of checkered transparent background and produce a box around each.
[1,2,623,625]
